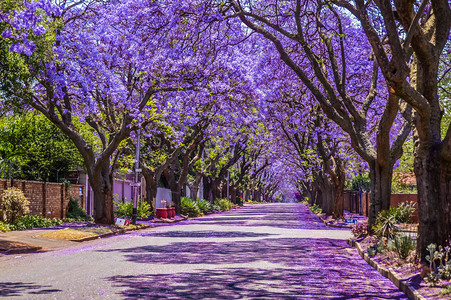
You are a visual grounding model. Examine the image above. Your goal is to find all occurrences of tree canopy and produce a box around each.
[0,0,450,259]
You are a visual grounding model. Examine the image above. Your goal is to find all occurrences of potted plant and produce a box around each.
[166,203,175,218]
[169,203,175,218]
[156,200,168,218]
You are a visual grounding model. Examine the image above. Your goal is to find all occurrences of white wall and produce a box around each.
[155,187,172,208]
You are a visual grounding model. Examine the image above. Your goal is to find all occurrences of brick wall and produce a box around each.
[344,191,418,222]
[0,179,85,219]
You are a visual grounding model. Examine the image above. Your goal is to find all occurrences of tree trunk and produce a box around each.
[320,179,334,215]
[211,181,221,200]
[332,180,345,219]
[190,184,199,200]
[190,172,203,201]
[230,187,237,204]
[368,159,393,230]
[142,172,156,213]
[203,176,213,202]
[181,185,185,197]
[89,165,114,224]
[171,190,181,215]
[415,149,451,261]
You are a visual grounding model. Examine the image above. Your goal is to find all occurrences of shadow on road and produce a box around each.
[0,282,61,297]
[191,204,340,230]
[103,236,407,299]
[108,266,406,299]
[139,230,273,238]
[99,237,347,266]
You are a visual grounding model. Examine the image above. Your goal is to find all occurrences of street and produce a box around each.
[0,203,407,299]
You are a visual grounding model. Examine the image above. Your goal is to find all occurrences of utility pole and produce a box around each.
[132,90,143,224]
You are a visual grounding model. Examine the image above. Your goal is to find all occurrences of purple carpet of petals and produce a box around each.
[103,203,408,299]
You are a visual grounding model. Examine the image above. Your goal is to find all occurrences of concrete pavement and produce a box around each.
[0,228,78,252]
[0,203,408,299]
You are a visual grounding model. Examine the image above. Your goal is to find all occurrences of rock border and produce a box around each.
[347,239,427,300]
[314,212,354,229]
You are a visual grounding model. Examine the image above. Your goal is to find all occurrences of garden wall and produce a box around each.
[344,191,418,222]
[0,179,85,219]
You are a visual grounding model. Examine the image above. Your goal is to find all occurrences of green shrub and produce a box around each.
[214,198,233,211]
[309,204,322,214]
[351,175,371,192]
[114,200,152,219]
[196,198,212,215]
[388,235,416,260]
[425,243,451,287]
[367,247,376,257]
[66,198,92,221]
[137,201,152,218]
[1,187,30,224]
[373,211,396,238]
[181,197,201,217]
[0,221,12,232]
[11,215,63,230]
[373,201,416,237]
[441,285,451,296]
[376,239,389,254]
[114,201,132,218]
[391,201,416,224]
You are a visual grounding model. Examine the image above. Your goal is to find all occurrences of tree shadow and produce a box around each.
[193,216,250,222]
[0,282,61,297]
[108,266,408,299]
[139,230,273,238]
[104,204,406,298]
[101,234,407,299]
[188,203,337,230]
[102,238,360,266]
[190,220,249,226]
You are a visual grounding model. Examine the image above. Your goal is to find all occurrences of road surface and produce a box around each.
[0,203,407,299]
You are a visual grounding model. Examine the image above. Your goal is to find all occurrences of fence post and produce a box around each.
[42,182,46,217]
[60,184,65,219]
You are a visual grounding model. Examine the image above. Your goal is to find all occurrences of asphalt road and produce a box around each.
[0,203,407,299]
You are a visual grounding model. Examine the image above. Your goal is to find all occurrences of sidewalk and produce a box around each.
[0,205,250,255]
[0,215,191,254]
[0,229,77,253]
[0,223,154,254]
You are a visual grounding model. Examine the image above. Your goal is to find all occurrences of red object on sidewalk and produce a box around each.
[156,208,168,218]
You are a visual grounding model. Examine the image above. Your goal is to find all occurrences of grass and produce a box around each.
[40,228,98,240]
[39,224,148,240]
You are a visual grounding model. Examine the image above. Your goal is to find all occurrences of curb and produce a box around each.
[347,239,427,300]
[151,216,189,223]
[300,204,354,229]
[315,212,353,229]
[70,224,151,242]
[2,245,43,254]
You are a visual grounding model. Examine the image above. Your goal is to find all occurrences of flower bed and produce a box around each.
[350,236,450,299]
